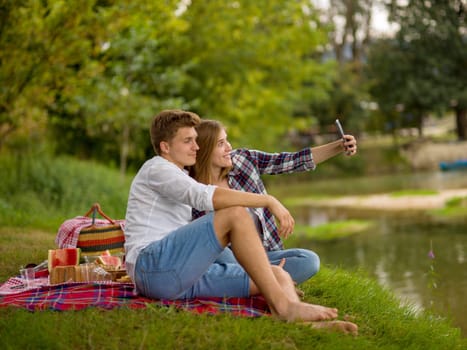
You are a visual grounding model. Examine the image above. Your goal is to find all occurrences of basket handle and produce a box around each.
[84,203,115,225]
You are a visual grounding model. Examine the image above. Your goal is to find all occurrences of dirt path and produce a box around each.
[311,188,467,211]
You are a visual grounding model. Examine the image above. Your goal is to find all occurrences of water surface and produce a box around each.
[276,171,467,336]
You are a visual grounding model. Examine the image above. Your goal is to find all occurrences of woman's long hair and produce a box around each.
[189,120,232,185]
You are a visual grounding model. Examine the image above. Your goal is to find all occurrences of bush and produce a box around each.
[0,151,132,230]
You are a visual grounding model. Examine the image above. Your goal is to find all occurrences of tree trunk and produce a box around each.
[120,124,130,179]
[416,113,424,138]
[455,107,467,140]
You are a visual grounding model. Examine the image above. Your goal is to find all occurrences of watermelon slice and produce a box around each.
[96,255,122,269]
[48,248,81,272]
[100,250,111,257]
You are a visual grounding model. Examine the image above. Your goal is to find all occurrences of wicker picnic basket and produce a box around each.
[77,203,125,258]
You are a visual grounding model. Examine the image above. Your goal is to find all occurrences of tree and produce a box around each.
[385,0,467,139]
[306,0,376,134]
[326,0,374,65]
[49,0,193,175]
[1,0,338,171]
[177,0,332,149]
[366,38,413,138]
[0,0,111,149]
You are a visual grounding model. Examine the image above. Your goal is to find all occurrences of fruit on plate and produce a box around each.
[100,249,111,256]
[96,255,122,269]
[48,248,81,272]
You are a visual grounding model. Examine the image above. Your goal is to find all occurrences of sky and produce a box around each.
[312,0,399,36]
[371,2,399,35]
[176,1,399,36]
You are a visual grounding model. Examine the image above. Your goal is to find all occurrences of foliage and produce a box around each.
[0,151,131,230]
[305,0,375,135]
[0,0,113,148]
[49,0,192,174]
[178,0,331,149]
[1,0,465,173]
[308,62,372,133]
[1,0,335,172]
[326,0,373,64]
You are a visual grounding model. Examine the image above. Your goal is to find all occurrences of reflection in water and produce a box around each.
[291,206,467,336]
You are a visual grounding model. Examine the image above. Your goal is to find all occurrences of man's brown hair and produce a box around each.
[150,109,201,155]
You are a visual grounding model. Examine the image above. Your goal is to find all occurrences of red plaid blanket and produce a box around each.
[0,279,270,317]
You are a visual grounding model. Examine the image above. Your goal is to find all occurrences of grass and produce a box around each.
[0,152,131,230]
[429,196,467,221]
[390,189,439,197]
[1,225,465,349]
[289,220,374,243]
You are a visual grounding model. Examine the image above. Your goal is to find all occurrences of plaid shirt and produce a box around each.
[193,147,315,251]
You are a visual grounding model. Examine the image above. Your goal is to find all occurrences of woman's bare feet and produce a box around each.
[295,286,305,299]
[271,300,338,322]
[306,320,359,336]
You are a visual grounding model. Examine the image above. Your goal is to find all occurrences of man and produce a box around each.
[124,109,358,332]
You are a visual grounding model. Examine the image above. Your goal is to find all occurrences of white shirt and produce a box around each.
[124,156,216,280]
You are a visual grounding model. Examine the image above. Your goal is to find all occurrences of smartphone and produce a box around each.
[336,119,352,155]
[335,119,345,139]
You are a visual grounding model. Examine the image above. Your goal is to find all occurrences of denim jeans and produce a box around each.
[216,246,320,284]
[134,213,249,299]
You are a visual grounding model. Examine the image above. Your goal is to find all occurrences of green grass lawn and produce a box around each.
[291,220,374,242]
[389,189,439,197]
[0,227,465,350]
[429,196,467,221]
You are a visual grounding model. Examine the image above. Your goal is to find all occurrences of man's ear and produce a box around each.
[160,141,169,155]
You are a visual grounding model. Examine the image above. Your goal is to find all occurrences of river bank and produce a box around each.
[281,178,467,338]
[300,188,467,211]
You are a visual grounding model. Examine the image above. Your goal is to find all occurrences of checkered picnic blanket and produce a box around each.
[0,277,270,317]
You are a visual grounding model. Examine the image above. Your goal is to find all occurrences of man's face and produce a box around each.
[161,127,199,168]
[211,128,233,170]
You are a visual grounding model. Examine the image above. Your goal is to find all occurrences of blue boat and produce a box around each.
[439,159,467,171]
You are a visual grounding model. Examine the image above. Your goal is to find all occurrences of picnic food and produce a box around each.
[47,248,81,272]
[116,275,132,283]
[49,266,77,284]
[49,264,113,284]
[96,255,122,269]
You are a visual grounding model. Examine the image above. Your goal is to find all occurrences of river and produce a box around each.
[271,170,467,336]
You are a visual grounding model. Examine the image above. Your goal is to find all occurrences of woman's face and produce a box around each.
[210,129,232,170]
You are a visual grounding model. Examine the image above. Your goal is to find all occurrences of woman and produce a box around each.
[189,120,357,285]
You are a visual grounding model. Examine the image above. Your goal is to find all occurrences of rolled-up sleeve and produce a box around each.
[147,162,215,212]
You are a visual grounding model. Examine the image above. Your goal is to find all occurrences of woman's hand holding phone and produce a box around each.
[335,119,357,156]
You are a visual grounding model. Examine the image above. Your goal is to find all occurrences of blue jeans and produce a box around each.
[216,246,320,284]
[134,213,250,300]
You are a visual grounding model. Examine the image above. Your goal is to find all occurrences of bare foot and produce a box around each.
[295,287,305,299]
[306,320,359,336]
[343,314,356,322]
[272,301,338,322]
